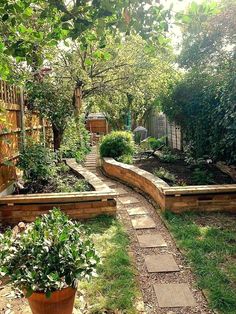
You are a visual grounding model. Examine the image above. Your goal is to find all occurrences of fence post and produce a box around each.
[20,87,26,149]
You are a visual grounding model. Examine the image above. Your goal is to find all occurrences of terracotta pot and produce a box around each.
[27,287,76,314]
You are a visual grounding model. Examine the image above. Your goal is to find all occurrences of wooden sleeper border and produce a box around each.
[0,159,117,224]
[102,158,236,213]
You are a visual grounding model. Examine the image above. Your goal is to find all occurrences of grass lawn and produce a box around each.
[163,211,236,314]
[75,215,141,314]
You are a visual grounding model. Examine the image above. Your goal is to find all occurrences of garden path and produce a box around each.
[84,147,212,314]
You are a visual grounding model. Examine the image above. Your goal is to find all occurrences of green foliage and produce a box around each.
[162,1,236,164]
[0,0,171,80]
[148,136,166,151]
[0,208,99,296]
[99,131,135,160]
[159,152,179,163]
[17,141,56,182]
[59,117,91,162]
[191,167,214,185]
[154,167,176,183]
[117,154,133,165]
[163,211,236,313]
[77,215,140,313]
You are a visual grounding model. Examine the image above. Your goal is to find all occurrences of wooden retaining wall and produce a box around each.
[102,158,236,213]
[0,161,117,224]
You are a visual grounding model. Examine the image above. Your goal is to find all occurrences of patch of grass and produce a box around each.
[163,211,236,314]
[76,215,140,313]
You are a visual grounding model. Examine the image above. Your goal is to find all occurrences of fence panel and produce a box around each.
[145,109,182,150]
[0,81,52,193]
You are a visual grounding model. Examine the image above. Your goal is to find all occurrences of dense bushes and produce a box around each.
[162,70,236,164]
[99,131,134,162]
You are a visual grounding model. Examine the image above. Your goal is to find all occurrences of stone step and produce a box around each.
[137,233,167,248]
[153,283,196,308]
[118,196,140,205]
[127,206,148,216]
[145,254,179,273]
[131,216,156,229]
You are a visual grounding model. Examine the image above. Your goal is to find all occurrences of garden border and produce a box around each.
[0,160,117,224]
[102,158,236,213]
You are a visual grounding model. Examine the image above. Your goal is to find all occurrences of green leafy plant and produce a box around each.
[0,208,99,297]
[154,167,176,183]
[117,154,133,165]
[148,136,166,152]
[191,168,215,185]
[17,141,56,182]
[99,131,135,160]
[159,153,179,163]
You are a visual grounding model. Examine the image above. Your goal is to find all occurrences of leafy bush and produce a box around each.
[154,167,176,183]
[18,141,56,182]
[0,208,99,297]
[99,131,134,160]
[191,168,214,185]
[148,136,166,151]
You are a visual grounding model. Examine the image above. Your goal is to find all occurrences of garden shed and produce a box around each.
[86,113,109,143]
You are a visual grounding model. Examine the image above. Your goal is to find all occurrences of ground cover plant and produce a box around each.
[163,211,236,314]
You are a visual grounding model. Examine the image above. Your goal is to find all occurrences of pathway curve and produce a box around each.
[84,148,212,314]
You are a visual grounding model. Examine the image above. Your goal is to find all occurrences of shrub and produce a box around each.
[0,208,99,297]
[191,168,215,185]
[99,131,134,159]
[17,141,56,182]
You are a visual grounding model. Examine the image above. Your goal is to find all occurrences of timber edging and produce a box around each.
[0,160,117,224]
[102,158,236,213]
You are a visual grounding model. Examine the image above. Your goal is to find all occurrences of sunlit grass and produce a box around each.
[163,211,236,314]
[75,215,141,314]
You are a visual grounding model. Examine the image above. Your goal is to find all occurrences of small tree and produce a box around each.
[26,78,74,150]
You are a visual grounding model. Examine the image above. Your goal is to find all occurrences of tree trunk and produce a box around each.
[52,124,63,151]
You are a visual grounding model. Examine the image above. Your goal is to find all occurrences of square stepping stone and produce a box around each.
[145,254,179,273]
[119,196,139,205]
[131,216,156,229]
[137,234,167,248]
[127,206,148,216]
[153,283,196,308]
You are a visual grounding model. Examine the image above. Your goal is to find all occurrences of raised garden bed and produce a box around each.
[102,158,236,213]
[135,153,234,186]
[0,159,117,224]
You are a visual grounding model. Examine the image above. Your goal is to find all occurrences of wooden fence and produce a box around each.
[145,109,182,150]
[0,80,52,193]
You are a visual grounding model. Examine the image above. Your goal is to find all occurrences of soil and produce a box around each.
[13,169,94,194]
[135,152,234,186]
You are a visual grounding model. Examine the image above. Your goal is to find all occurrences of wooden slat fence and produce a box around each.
[0,80,52,193]
[145,109,182,150]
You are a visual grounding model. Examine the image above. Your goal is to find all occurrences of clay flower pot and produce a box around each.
[27,287,76,314]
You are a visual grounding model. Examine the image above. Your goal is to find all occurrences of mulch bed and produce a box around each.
[135,154,234,186]
[13,169,94,195]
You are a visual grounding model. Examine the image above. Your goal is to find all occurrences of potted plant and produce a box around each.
[0,208,99,314]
